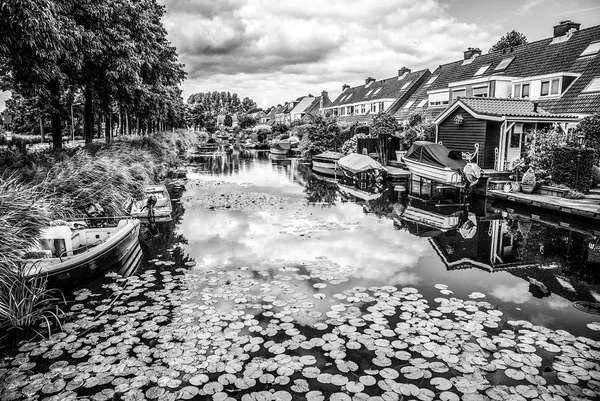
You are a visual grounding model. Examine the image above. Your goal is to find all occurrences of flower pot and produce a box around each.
[521,184,535,194]
[511,182,522,192]
[395,150,407,161]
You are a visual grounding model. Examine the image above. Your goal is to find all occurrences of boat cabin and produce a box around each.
[36,223,115,258]
[434,97,579,171]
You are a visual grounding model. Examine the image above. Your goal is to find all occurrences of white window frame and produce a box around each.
[474,65,490,76]
[401,81,412,90]
[403,100,415,109]
[582,77,600,93]
[415,99,428,108]
[541,77,560,97]
[580,41,600,58]
[424,75,438,86]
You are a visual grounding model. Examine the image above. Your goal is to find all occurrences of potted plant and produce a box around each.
[509,159,525,192]
[521,168,536,194]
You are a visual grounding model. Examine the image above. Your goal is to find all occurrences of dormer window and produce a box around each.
[424,75,438,86]
[580,41,600,58]
[473,65,490,76]
[472,86,488,97]
[582,77,600,93]
[541,78,560,96]
[401,81,412,90]
[513,83,530,98]
[495,57,515,71]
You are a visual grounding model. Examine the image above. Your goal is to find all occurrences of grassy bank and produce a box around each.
[0,130,197,336]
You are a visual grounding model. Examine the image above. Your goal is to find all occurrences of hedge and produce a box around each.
[551,147,596,193]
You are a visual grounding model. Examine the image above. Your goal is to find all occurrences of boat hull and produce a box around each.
[27,220,142,285]
[402,158,464,185]
[269,147,289,155]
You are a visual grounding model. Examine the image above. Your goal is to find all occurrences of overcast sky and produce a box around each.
[159,0,600,108]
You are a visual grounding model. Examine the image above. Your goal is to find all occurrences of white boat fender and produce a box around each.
[463,163,482,184]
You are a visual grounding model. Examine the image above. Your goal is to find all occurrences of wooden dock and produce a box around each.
[481,189,600,222]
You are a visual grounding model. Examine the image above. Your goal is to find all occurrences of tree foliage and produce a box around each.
[489,30,528,53]
[574,113,600,157]
[397,111,436,150]
[370,112,399,138]
[0,0,186,150]
[238,115,257,130]
[298,114,341,160]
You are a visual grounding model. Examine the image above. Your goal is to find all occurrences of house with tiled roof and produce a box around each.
[289,95,317,122]
[322,68,430,124]
[402,20,600,171]
[301,91,333,122]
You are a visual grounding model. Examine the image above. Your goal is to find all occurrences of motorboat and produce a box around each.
[338,153,387,182]
[270,140,291,156]
[312,151,344,176]
[338,183,383,201]
[402,141,481,186]
[23,219,141,283]
[129,184,172,222]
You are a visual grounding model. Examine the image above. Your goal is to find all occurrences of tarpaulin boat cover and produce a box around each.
[273,141,291,150]
[338,153,386,174]
[404,141,466,170]
[314,151,344,161]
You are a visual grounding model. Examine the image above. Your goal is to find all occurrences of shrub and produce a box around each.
[371,112,399,138]
[298,114,340,160]
[524,128,571,182]
[574,113,600,155]
[551,147,596,193]
[341,133,369,155]
[592,166,600,187]
[521,168,536,185]
[398,112,436,150]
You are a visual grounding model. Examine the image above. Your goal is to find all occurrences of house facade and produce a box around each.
[301,91,333,122]
[322,68,431,124]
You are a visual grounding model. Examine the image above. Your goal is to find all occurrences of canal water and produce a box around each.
[1,148,599,401]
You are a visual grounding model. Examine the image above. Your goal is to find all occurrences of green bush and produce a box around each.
[574,113,600,155]
[524,128,571,182]
[521,168,536,185]
[591,166,600,187]
[551,147,596,193]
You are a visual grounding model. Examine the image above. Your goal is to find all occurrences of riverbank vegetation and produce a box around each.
[0,130,197,335]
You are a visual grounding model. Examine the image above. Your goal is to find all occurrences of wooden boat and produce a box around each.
[312,151,344,176]
[338,153,386,181]
[402,141,481,185]
[270,141,291,156]
[23,219,141,283]
[129,184,172,222]
[401,205,462,232]
[338,183,383,201]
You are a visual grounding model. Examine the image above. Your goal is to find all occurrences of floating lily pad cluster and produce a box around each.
[1,256,599,401]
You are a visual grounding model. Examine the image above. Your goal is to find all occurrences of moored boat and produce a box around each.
[128,184,173,222]
[270,141,291,156]
[338,153,387,182]
[312,151,344,176]
[402,141,481,186]
[23,219,141,283]
[338,183,383,201]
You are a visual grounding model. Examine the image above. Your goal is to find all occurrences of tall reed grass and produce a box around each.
[0,130,197,333]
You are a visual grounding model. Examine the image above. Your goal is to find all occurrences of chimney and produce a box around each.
[365,77,376,85]
[398,67,411,77]
[342,84,350,92]
[463,47,482,60]
[554,20,580,37]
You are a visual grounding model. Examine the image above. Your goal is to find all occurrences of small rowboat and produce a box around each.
[23,219,141,283]
[312,151,344,176]
[270,141,291,156]
[129,184,172,222]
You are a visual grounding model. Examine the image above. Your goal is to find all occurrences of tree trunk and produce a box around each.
[105,113,111,144]
[84,85,94,144]
[97,115,101,139]
[126,112,131,136]
[136,117,140,136]
[49,78,62,151]
[39,117,45,143]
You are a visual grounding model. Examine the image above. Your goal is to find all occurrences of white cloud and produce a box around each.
[490,282,532,304]
[159,0,499,107]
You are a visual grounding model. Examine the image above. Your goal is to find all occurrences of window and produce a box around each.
[340,107,345,116]
[514,83,521,98]
[522,83,530,98]
[401,81,412,90]
[361,104,366,113]
[495,57,515,71]
[416,99,428,108]
[472,86,488,97]
[424,75,438,86]
[372,88,382,96]
[403,100,415,109]
[582,77,600,93]
[378,102,384,112]
[365,89,373,98]
[346,93,353,100]
[347,106,353,114]
[452,89,465,100]
[474,65,490,76]
[580,41,600,58]
[541,78,560,96]
[371,103,377,113]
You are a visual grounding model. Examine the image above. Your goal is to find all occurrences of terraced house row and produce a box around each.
[319,20,600,172]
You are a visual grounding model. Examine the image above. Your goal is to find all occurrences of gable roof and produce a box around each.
[435,97,580,124]
[329,69,430,107]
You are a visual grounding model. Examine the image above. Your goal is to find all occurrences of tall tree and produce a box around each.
[489,30,528,53]
[241,97,258,113]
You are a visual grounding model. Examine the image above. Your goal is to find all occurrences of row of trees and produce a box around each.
[186,91,258,132]
[1,0,186,150]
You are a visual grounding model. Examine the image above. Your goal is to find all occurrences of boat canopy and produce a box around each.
[404,141,466,170]
[338,153,385,174]
[314,151,344,160]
